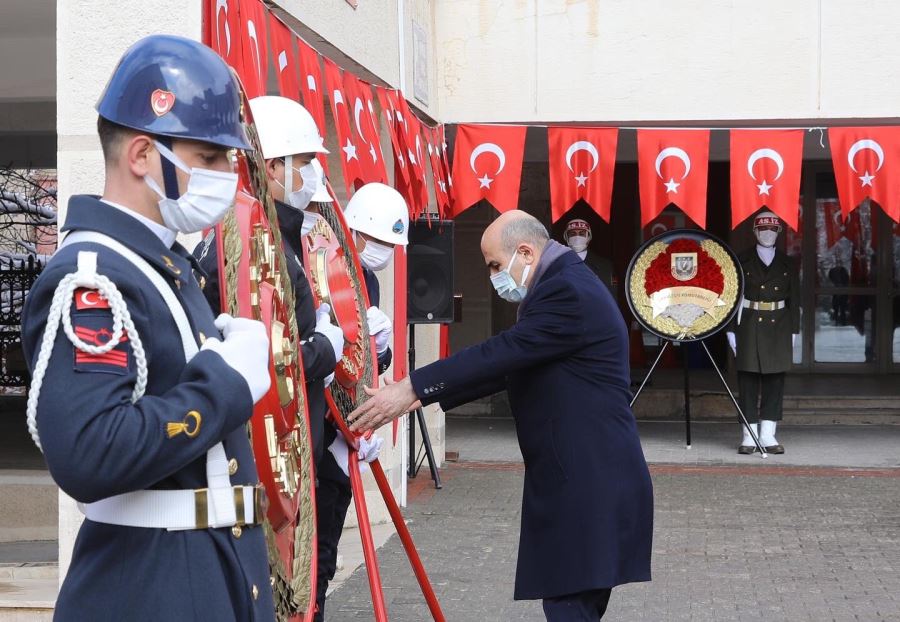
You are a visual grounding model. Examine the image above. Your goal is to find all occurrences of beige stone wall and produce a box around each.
[435,0,900,123]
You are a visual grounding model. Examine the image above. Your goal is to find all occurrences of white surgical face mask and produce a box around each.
[756,229,779,248]
[567,236,589,253]
[144,141,238,234]
[358,237,394,271]
[275,159,318,212]
[490,251,530,303]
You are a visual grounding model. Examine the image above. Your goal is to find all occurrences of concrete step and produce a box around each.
[0,562,56,621]
[0,473,57,544]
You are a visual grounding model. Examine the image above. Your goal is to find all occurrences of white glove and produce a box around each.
[203,313,271,403]
[726,332,737,357]
[327,434,384,477]
[792,333,799,347]
[323,372,335,388]
[315,303,345,364]
[366,306,392,354]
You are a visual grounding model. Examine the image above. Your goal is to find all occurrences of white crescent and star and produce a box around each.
[80,291,101,307]
[216,0,231,55]
[847,139,884,187]
[470,143,507,189]
[654,147,691,194]
[565,141,599,189]
[307,75,317,92]
[747,148,784,196]
[277,50,288,73]
[247,20,262,80]
[353,98,378,163]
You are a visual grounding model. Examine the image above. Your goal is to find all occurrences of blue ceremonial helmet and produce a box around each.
[96,34,251,151]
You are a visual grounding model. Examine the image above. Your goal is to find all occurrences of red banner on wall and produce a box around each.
[297,39,328,174]
[637,129,710,229]
[548,126,618,223]
[829,126,900,223]
[730,129,803,231]
[343,74,387,184]
[451,124,526,217]
[323,59,364,194]
[268,14,299,102]
[236,0,268,99]
[208,0,245,79]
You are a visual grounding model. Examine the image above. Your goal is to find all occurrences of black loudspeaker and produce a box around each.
[407,219,454,324]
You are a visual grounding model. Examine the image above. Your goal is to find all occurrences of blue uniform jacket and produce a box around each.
[22,196,275,621]
[194,200,338,464]
[411,250,653,600]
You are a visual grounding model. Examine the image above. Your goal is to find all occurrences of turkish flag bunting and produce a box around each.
[268,14,299,102]
[437,125,454,213]
[730,130,803,231]
[394,96,429,218]
[343,74,387,184]
[296,39,328,175]
[828,126,900,223]
[375,87,411,186]
[236,0,268,99]
[207,0,245,79]
[548,127,618,223]
[426,127,451,217]
[323,59,364,194]
[821,199,844,249]
[451,124,526,217]
[637,129,710,228]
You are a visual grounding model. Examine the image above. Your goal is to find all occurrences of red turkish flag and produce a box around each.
[821,199,843,248]
[323,59,364,194]
[343,74,387,184]
[548,127,618,223]
[236,0,268,99]
[394,97,429,218]
[426,126,451,217]
[829,126,900,223]
[207,0,245,78]
[730,130,803,231]
[375,87,410,186]
[268,14,299,101]
[637,129,710,228]
[451,124,526,217]
[296,39,328,175]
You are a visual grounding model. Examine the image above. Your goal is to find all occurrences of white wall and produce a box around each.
[435,0,900,123]
[55,0,203,582]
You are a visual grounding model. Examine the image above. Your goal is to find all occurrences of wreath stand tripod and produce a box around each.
[629,339,769,458]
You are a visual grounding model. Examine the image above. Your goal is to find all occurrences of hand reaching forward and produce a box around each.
[348,376,421,433]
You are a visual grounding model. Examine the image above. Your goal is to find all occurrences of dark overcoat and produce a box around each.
[732,248,800,374]
[21,197,275,621]
[411,250,653,600]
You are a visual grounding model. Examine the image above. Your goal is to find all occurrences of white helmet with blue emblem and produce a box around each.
[344,182,409,246]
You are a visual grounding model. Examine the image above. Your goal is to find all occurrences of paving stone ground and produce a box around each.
[325,420,900,622]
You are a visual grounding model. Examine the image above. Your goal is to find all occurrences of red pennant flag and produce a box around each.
[821,199,843,249]
[548,127,618,223]
[297,39,328,174]
[395,97,429,218]
[828,126,900,223]
[637,129,710,228]
[437,125,454,214]
[268,14,299,101]
[426,127,451,217]
[237,0,268,99]
[375,87,410,186]
[729,130,803,231]
[207,0,245,78]
[451,124,526,217]
[323,59,364,194]
[343,74,387,184]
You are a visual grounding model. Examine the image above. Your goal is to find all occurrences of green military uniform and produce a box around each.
[732,248,800,423]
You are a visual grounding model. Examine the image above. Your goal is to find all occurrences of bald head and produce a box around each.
[481,211,549,287]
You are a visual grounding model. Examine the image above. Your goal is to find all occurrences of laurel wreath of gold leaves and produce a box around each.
[629,239,739,339]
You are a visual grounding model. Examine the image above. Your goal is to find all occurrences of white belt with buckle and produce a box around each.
[78,484,266,530]
[742,299,786,311]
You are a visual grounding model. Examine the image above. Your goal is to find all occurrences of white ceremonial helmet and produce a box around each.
[344,182,409,246]
[248,95,329,160]
[309,158,333,203]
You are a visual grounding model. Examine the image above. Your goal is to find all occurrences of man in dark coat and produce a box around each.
[727,211,800,454]
[348,210,653,620]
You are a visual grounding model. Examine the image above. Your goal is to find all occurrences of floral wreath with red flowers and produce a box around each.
[629,235,739,339]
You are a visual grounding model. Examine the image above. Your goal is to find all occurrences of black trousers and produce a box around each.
[737,371,785,423]
[314,425,353,622]
[542,588,612,621]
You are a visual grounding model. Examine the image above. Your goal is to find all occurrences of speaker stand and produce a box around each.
[407,324,442,489]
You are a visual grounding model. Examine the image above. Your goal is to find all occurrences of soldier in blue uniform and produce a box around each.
[194,95,345,465]
[314,182,409,621]
[21,35,277,621]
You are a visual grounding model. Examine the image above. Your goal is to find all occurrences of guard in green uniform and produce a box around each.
[726,211,799,454]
